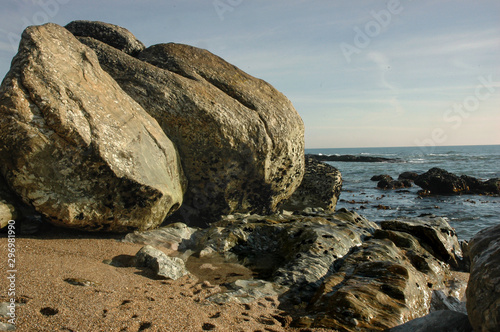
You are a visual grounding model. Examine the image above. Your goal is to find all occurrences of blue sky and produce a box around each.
[0,0,499,148]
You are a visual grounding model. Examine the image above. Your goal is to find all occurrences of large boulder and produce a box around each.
[72,29,305,225]
[64,20,145,56]
[281,156,342,212]
[415,168,468,194]
[0,23,186,232]
[466,224,500,332]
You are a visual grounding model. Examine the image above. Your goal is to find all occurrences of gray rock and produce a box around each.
[123,222,198,250]
[187,210,378,303]
[65,20,145,56]
[207,279,284,304]
[0,23,186,232]
[77,37,305,225]
[385,310,472,332]
[281,155,342,212]
[466,224,500,332]
[0,322,16,331]
[135,245,188,280]
[430,290,467,314]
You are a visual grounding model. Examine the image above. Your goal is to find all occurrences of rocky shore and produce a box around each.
[0,21,499,331]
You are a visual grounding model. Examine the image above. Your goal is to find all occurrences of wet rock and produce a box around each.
[461,175,500,195]
[123,222,198,251]
[466,223,500,332]
[135,245,189,280]
[310,238,433,330]
[281,156,342,212]
[76,35,305,226]
[65,20,145,56]
[385,310,472,332]
[380,217,464,270]
[187,210,377,302]
[207,279,284,304]
[414,168,468,194]
[377,178,412,190]
[371,174,393,182]
[308,216,466,331]
[398,171,419,181]
[0,23,185,232]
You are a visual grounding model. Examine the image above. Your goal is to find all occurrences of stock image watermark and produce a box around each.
[5,219,17,327]
[414,74,497,154]
[340,0,412,63]
[213,0,243,21]
[0,0,71,52]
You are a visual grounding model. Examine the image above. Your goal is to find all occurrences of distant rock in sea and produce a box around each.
[307,154,402,163]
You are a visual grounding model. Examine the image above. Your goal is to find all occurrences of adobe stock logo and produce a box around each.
[213,0,244,21]
[414,74,497,151]
[340,0,411,63]
[0,0,71,52]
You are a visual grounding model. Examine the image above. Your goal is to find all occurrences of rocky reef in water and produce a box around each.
[0,21,498,332]
[307,154,402,163]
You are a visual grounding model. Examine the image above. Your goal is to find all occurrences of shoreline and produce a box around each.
[0,226,334,332]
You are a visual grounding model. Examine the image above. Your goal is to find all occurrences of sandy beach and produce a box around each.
[0,226,334,332]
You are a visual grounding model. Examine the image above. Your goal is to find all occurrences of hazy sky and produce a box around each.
[0,0,499,148]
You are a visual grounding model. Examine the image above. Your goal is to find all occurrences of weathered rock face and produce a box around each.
[415,168,467,195]
[64,20,145,56]
[124,210,467,331]
[186,209,377,302]
[380,217,465,270]
[466,224,500,332]
[72,31,305,225]
[281,156,342,212]
[308,217,466,331]
[0,23,186,232]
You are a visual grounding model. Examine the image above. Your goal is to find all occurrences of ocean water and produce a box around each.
[305,145,500,241]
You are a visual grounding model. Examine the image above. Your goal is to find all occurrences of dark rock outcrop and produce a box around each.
[65,20,145,56]
[415,168,468,195]
[461,175,500,195]
[371,174,393,182]
[466,224,500,332]
[308,154,401,163]
[377,178,412,190]
[73,31,305,225]
[0,23,186,231]
[415,168,499,196]
[281,156,342,212]
[398,171,419,181]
